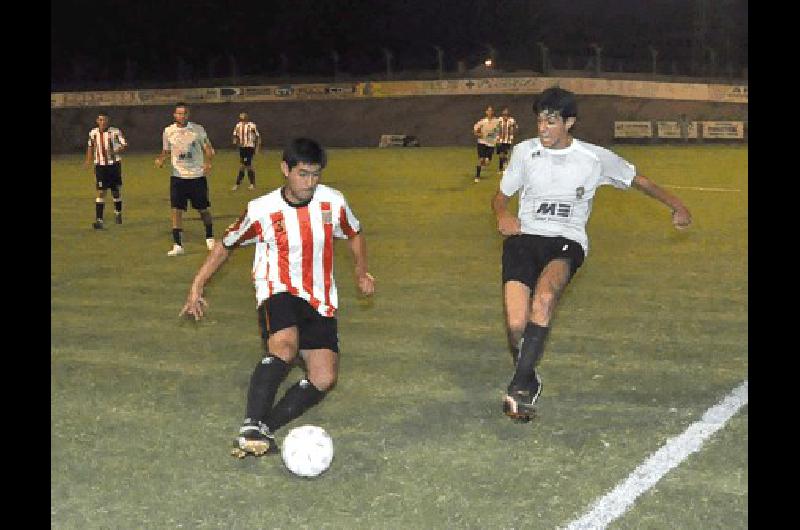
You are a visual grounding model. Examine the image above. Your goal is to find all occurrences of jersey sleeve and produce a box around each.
[113,128,127,147]
[595,146,636,189]
[87,130,94,147]
[334,197,361,239]
[162,128,170,151]
[499,144,525,196]
[222,206,263,248]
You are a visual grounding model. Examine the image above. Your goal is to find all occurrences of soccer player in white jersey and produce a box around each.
[492,87,692,422]
[231,111,261,191]
[155,102,217,256]
[473,105,501,183]
[495,106,518,174]
[179,138,375,458]
[85,112,127,229]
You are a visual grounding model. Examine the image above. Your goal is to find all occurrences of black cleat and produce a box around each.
[92,220,104,230]
[230,420,278,459]
[503,371,542,422]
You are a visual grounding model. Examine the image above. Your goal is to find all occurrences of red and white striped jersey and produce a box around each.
[88,127,127,165]
[221,184,361,317]
[497,116,518,144]
[233,121,260,148]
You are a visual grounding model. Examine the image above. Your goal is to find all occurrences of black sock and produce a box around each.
[499,158,506,171]
[204,223,213,238]
[509,322,549,392]
[264,378,326,432]
[247,169,255,185]
[476,166,482,178]
[172,228,183,246]
[114,200,122,214]
[95,201,104,220]
[236,170,244,185]
[245,355,290,423]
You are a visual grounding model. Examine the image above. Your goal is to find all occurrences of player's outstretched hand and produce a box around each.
[358,272,375,296]
[180,294,209,321]
[672,206,692,230]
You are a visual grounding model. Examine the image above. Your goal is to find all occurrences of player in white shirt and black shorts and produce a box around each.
[473,105,501,183]
[179,138,375,458]
[155,102,217,256]
[492,87,693,422]
[86,112,127,229]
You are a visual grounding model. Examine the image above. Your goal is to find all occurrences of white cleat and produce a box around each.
[248,184,255,190]
[206,238,215,251]
[167,244,185,257]
[231,184,239,191]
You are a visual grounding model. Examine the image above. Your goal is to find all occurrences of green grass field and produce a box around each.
[52,145,747,529]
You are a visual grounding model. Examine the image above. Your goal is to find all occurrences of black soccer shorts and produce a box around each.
[496,143,512,155]
[257,292,339,353]
[502,234,585,290]
[170,176,211,210]
[239,146,255,166]
[477,143,495,160]
[95,162,122,190]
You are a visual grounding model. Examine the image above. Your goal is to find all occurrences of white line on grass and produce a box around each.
[564,379,748,530]
[663,185,741,192]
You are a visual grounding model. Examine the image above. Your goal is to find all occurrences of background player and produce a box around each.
[179,138,375,458]
[496,106,518,174]
[231,111,261,191]
[86,112,127,229]
[155,102,216,256]
[492,87,692,421]
[473,105,501,183]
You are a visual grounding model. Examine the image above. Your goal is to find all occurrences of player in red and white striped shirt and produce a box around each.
[85,112,127,229]
[231,112,261,191]
[180,138,375,458]
[495,106,518,174]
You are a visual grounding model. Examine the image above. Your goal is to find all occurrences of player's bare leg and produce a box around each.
[503,260,571,422]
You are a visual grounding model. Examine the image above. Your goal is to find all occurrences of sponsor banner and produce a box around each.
[614,121,653,138]
[51,78,748,108]
[378,134,419,147]
[701,121,744,139]
[51,90,140,107]
[656,121,699,139]
[137,87,220,104]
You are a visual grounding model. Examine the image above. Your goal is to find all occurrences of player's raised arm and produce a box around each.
[631,174,693,229]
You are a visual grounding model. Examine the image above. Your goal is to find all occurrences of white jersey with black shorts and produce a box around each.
[163,121,212,210]
[499,137,636,257]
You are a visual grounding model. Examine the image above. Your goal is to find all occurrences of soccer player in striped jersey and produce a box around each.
[179,138,375,458]
[231,112,261,191]
[492,87,692,422]
[495,106,518,174]
[155,102,217,256]
[473,105,501,183]
[86,112,127,229]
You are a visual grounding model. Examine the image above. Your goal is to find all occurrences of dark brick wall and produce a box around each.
[51,95,747,154]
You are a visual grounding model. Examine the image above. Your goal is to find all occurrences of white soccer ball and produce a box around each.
[281,425,334,477]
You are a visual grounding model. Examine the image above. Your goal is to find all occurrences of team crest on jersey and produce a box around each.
[532,150,542,158]
[274,219,285,232]
[321,210,332,224]
[576,186,585,199]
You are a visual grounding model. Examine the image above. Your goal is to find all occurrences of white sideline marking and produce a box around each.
[663,185,741,192]
[564,380,748,530]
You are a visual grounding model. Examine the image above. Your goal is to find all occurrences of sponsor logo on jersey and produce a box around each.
[321,210,332,224]
[576,186,585,199]
[534,201,573,218]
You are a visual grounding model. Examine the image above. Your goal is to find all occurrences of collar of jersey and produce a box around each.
[281,187,313,208]
[541,137,578,154]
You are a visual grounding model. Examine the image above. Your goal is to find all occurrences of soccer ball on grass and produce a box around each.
[281,425,334,477]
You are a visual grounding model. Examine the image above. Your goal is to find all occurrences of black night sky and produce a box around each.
[51,0,747,90]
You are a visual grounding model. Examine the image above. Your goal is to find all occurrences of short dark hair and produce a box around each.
[97,111,109,118]
[175,101,188,109]
[282,138,327,170]
[534,87,577,119]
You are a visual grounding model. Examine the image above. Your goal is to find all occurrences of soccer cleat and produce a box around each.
[92,220,104,229]
[248,184,255,190]
[474,177,480,183]
[167,244,185,257]
[231,184,239,191]
[231,420,278,458]
[206,238,215,251]
[115,212,122,224]
[503,371,542,422]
